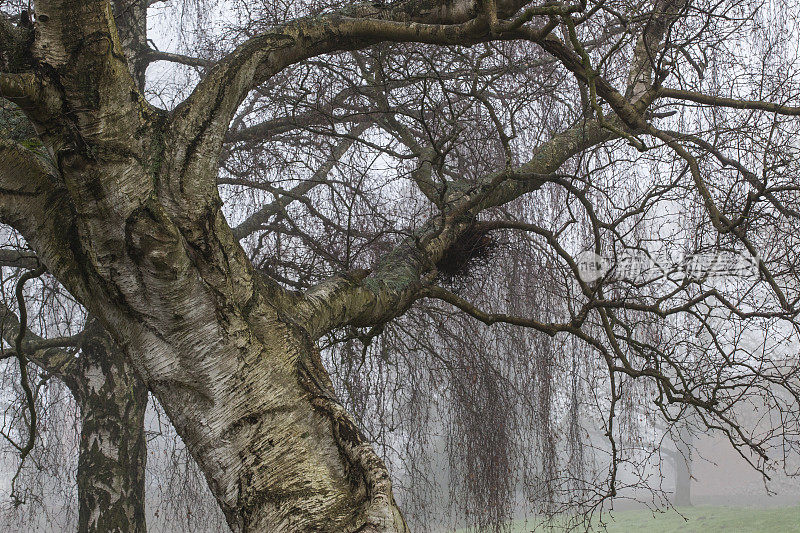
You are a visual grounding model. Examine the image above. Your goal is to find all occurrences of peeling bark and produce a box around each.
[138,289,409,532]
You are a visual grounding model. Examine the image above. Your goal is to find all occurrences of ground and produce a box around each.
[578,505,800,533]
[453,505,800,532]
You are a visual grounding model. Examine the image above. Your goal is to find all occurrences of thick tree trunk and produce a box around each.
[2,112,409,531]
[65,7,150,529]
[141,299,408,532]
[73,320,148,533]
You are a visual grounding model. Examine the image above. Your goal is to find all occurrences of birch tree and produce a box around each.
[1,0,800,531]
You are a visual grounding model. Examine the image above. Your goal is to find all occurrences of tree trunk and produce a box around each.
[1,105,409,530]
[673,436,692,507]
[140,299,409,532]
[0,302,149,532]
[73,319,148,533]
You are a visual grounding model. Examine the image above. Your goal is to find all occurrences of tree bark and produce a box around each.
[0,84,150,529]
[136,291,409,532]
[73,319,148,533]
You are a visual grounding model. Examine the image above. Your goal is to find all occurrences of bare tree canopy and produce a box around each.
[0,0,799,531]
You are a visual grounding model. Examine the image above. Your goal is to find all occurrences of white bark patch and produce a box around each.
[84,364,107,393]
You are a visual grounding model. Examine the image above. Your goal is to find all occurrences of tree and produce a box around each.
[0,253,147,531]
[0,305,148,532]
[1,0,800,531]
[0,252,225,531]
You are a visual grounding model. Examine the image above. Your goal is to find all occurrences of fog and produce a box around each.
[1,0,800,531]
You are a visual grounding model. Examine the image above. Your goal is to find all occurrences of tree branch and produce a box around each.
[231,122,371,240]
[166,0,538,210]
[421,284,563,334]
[659,87,800,116]
[0,248,41,270]
[625,0,689,101]
[0,139,93,306]
[0,138,54,230]
[144,48,213,69]
[0,302,81,378]
[0,12,32,72]
[292,116,614,338]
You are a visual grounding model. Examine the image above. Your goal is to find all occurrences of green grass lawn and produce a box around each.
[577,505,800,532]
[454,506,800,532]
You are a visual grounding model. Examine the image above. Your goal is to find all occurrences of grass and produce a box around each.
[576,505,800,532]
[453,506,800,532]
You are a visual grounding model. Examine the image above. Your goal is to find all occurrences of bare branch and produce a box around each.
[231,122,371,240]
[0,302,81,374]
[144,48,213,69]
[0,248,41,270]
[659,87,800,116]
[292,116,613,338]
[8,264,46,503]
[167,0,540,208]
